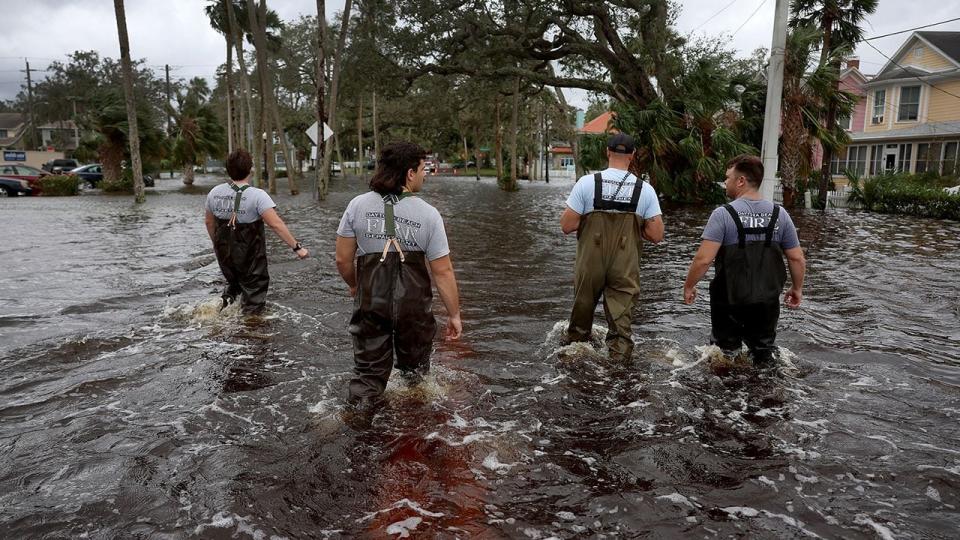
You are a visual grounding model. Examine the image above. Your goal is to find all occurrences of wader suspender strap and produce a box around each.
[593,171,643,212]
[722,203,781,248]
[227,183,250,229]
[379,192,414,263]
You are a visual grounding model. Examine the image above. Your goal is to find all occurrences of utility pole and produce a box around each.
[165,64,172,135]
[759,0,789,202]
[23,59,35,149]
[68,96,79,149]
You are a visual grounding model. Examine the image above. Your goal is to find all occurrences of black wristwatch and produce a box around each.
[292,242,303,252]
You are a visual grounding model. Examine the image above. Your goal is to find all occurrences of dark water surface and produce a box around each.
[1,174,959,538]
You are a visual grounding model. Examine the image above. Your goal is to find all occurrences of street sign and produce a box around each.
[3,150,26,162]
[306,122,333,145]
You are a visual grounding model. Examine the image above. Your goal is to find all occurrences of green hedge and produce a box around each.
[39,174,79,196]
[848,172,960,220]
[101,169,134,192]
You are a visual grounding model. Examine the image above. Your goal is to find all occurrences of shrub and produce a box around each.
[848,172,960,220]
[101,169,134,192]
[39,174,79,196]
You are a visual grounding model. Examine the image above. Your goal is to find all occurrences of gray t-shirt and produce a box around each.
[205,183,276,223]
[337,191,450,260]
[702,197,800,249]
[565,168,662,219]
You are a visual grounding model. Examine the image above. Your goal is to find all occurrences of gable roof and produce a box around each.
[916,31,960,66]
[0,112,26,130]
[579,111,615,135]
[874,32,960,82]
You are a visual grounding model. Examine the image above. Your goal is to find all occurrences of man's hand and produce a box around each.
[785,287,802,309]
[295,247,309,259]
[444,314,462,341]
[349,285,357,297]
[683,285,697,305]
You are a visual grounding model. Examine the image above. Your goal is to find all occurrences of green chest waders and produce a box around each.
[567,173,645,360]
[709,204,787,363]
[212,183,270,314]
[347,193,437,403]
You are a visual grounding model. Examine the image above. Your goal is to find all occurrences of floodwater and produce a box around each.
[1,173,959,539]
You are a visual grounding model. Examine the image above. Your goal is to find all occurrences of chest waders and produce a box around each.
[567,172,645,361]
[708,204,787,364]
[212,183,269,314]
[347,193,437,404]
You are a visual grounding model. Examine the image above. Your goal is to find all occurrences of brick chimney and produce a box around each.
[846,57,860,70]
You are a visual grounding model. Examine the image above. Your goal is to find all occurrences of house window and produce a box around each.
[897,143,913,172]
[916,143,942,174]
[831,145,867,176]
[898,86,921,121]
[914,46,925,58]
[559,157,575,168]
[869,144,884,175]
[872,90,885,124]
[838,114,852,131]
[0,129,7,138]
[943,142,959,177]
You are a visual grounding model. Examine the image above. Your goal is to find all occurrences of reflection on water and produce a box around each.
[1,174,959,537]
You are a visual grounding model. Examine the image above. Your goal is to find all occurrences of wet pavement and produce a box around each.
[1,173,959,538]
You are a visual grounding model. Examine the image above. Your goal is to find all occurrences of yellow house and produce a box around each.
[844,31,960,178]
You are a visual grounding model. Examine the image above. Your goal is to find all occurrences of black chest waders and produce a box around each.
[708,204,788,364]
[347,193,437,404]
[567,172,645,361]
[212,183,270,314]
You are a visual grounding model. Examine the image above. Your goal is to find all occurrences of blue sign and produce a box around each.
[3,150,26,162]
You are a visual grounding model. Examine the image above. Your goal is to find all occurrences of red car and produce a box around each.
[0,163,49,195]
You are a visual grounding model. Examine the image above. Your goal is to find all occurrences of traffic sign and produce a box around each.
[306,122,333,145]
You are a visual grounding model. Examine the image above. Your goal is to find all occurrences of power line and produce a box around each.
[864,17,960,42]
[692,0,740,32]
[731,0,769,38]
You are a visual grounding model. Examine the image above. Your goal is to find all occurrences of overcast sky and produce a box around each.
[1,0,958,110]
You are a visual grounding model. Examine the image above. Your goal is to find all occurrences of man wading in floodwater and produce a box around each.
[560,133,664,361]
[204,149,309,314]
[335,142,462,411]
[683,154,806,365]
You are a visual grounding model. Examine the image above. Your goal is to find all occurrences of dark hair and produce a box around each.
[225,149,254,181]
[369,142,427,195]
[726,154,764,187]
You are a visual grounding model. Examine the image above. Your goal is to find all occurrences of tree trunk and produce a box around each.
[224,22,234,154]
[183,165,195,185]
[506,76,520,191]
[113,0,145,203]
[228,1,258,184]
[319,0,354,199]
[248,0,298,195]
[315,0,327,199]
[817,13,835,210]
[373,90,380,161]
[495,97,503,180]
[357,95,364,178]
[550,81,582,179]
[473,126,481,181]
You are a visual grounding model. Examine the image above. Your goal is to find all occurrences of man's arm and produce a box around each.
[783,246,806,308]
[642,215,664,243]
[335,235,358,296]
[262,208,308,258]
[428,255,462,340]
[683,240,722,304]
[560,207,581,235]
[204,209,216,242]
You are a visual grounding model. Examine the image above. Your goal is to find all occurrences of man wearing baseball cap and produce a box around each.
[559,132,664,360]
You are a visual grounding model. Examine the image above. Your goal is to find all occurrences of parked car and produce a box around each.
[0,176,33,197]
[70,164,104,187]
[424,159,437,174]
[0,163,49,194]
[331,162,342,175]
[42,158,80,175]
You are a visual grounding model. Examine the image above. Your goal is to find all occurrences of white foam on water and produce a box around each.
[357,498,444,523]
[556,511,576,521]
[482,451,520,473]
[722,506,760,518]
[655,493,696,508]
[386,516,422,538]
[918,463,960,476]
[193,511,284,540]
[867,435,900,452]
[926,486,942,502]
[854,515,896,540]
[722,508,823,538]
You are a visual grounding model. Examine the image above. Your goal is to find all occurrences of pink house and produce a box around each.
[811,58,870,177]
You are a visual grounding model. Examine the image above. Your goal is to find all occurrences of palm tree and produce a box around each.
[172,78,227,185]
[791,0,879,209]
[84,87,164,187]
[113,0,145,203]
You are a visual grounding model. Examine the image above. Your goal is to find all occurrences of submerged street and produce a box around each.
[1,174,959,538]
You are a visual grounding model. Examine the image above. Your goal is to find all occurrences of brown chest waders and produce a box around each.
[213,184,270,314]
[709,204,787,364]
[567,172,645,361]
[348,193,437,403]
